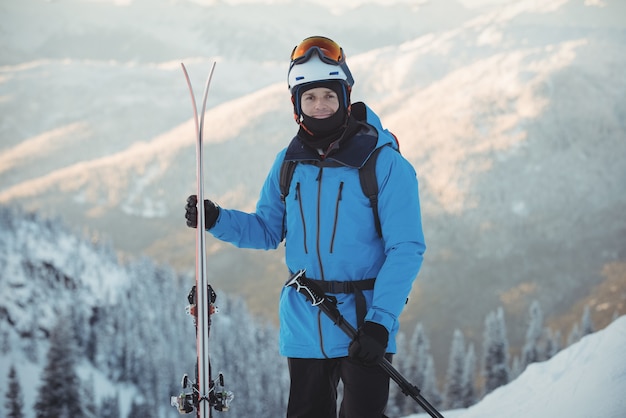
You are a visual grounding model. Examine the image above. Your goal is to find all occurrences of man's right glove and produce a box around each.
[185,195,219,229]
[348,321,389,366]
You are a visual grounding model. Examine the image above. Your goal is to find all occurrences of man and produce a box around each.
[185,35,426,417]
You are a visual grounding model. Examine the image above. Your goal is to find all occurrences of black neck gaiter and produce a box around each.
[298,108,347,150]
[298,113,362,156]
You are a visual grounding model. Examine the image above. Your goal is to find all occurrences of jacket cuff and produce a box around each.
[364,309,396,334]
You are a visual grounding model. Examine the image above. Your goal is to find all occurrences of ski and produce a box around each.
[171,62,233,417]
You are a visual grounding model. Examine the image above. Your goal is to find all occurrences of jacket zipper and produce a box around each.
[329,181,343,253]
[317,311,327,358]
[295,182,308,254]
[315,167,329,358]
[315,167,324,277]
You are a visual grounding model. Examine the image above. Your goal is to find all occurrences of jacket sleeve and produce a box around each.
[364,147,426,332]
[208,150,287,250]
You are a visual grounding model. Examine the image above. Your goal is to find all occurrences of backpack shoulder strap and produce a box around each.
[359,147,384,238]
[279,160,297,203]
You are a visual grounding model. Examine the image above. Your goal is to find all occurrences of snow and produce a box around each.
[407,315,626,418]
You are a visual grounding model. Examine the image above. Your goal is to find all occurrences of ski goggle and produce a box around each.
[290,36,346,66]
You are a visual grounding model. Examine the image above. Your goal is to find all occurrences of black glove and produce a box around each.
[348,321,389,366]
[185,195,219,229]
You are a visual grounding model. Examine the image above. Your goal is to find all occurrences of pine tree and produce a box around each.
[99,393,121,418]
[0,322,10,355]
[83,375,97,418]
[482,307,510,395]
[407,323,430,390]
[401,323,432,415]
[421,355,443,409]
[387,331,407,416]
[580,305,594,336]
[443,329,466,409]
[521,300,543,369]
[126,399,151,418]
[567,322,581,346]
[461,344,477,408]
[510,355,522,381]
[4,365,24,418]
[34,314,85,418]
[543,327,561,360]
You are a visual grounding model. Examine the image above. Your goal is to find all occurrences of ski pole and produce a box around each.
[285,270,445,418]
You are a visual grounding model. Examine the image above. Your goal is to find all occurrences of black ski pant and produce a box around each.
[286,355,392,418]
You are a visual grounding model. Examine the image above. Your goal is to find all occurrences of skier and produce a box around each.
[185,35,426,418]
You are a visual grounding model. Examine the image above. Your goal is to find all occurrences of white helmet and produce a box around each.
[288,52,354,93]
[287,36,354,94]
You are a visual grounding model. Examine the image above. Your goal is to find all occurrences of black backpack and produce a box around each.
[278,145,386,237]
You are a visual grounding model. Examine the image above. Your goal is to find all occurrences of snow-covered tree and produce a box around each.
[407,323,431,390]
[34,314,85,418]
[99,393,121,418]
[126,399,151,418]
[400,323,433,415]
[510,355,522,381]
[387,331,408,416]
[567,322,581,346]
[543,327,562,360]
[421,355,443,410]
[461,343,477,408]
[444,329,466,409]
[83,375,97,418]
[0,324,10,355]
[4,365,24,418]
[580,305,594,337]
[522,300,544,369]
[482,307,510,395]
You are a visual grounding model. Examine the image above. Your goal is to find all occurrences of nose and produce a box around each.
[314,98,329,109]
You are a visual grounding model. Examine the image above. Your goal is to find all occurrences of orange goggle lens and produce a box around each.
[290,36,344,64]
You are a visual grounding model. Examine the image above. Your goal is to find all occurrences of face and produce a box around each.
[300,87,340,119]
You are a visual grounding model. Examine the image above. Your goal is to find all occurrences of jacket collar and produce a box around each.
[285,102,381,168]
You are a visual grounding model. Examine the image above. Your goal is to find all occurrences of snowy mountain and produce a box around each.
[1,0,625,378]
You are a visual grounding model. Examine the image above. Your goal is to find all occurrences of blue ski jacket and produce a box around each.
[209,102,425,359]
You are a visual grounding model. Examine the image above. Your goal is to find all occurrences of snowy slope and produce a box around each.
[409,315,626,418]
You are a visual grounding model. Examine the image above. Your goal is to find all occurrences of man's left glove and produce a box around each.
[348,321,389,366]
[185,195,219,229]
